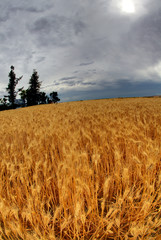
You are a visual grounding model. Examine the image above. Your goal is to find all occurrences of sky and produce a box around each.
[1,0,161,102]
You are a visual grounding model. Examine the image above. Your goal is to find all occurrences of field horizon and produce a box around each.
[0,97,161,239]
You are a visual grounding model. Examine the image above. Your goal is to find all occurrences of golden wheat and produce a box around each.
[0,98,161,239]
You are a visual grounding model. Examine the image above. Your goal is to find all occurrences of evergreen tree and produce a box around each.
[39,92,47,104]
[50,91,60,103]
[6,66,23,108]
[27,69,41,106]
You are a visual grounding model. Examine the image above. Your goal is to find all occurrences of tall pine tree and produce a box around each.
[6,66,23,108]
[27,69,41,106]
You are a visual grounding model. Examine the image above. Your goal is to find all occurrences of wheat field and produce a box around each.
[0,98,161,240]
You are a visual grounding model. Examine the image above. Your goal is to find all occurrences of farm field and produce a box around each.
[0,98,161,239]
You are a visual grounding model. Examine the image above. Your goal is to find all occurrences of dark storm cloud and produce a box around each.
[82,81,96,86]
[79,62,95,66]
[108,79,161,97]
[62,79,161,102]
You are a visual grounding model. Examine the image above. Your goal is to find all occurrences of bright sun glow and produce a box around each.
[121,0,135,13]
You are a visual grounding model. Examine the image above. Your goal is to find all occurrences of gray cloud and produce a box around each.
[0,90,5,96]
[36,57,46,63]
[74,20,86,35]
[11,6,46,13]
[29,18,51,32]
[27,14,87,48]
[79,61,94,66]
[55,80,81,87]
[82,81,96,86]
[60,76,77,81]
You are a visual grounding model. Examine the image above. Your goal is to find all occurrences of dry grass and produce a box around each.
[0,98,161,240]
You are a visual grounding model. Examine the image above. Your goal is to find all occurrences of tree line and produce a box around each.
[0,66,60,110]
